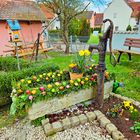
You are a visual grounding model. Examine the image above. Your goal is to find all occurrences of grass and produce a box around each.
[0,51,140,128]
[47,52,140,101]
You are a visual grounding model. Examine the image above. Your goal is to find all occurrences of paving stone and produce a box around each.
[78,114,88,124]
[70,116,80,127]
[86,112,96,122]
[106,123,118,134]
[99,117,111,128]
[41,118,49,126]
[94,110,103,117]
[43,123,54,136]
[52,121,63,132]
[112,130,125,140]
[133,101,140,107]
[61,117,71,129]
[16,131,26,140]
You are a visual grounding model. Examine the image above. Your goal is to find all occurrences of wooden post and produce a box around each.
[35,33,40,62]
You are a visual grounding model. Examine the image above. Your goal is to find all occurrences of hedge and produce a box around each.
[0,57,30,72]
[0,64,59,106]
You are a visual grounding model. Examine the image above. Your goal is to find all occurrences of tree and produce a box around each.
[41,0,90,54]
[79,18,90,36]
[68,18,83,36]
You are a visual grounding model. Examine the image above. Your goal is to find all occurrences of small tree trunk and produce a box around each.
[63,27,69,54]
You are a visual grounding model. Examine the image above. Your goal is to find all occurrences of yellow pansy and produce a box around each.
[79,50,85,56]
[55,82,60,86]
[39,75,43,78]
[74,82,78,86]
[57,74,61,77]
[31,90,36,95]
[28,80,32,84]
[84,50,90,56]
[18,89,22,93]
[47,72,52,77]
[47,84,52,89]
[70,80,74,84]
[69,63,76,68]
[20,79,25,83]
[60,71,63,74]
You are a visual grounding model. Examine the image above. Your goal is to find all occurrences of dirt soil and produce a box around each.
[97,96,140,140]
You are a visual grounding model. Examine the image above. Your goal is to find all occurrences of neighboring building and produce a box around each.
[94,13,104,29]
[78,11,95,28]
[0,0,46,56]
[39,4,60,30]
[103,0,140,31]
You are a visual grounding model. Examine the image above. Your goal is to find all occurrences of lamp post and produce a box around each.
[89,19,116,107]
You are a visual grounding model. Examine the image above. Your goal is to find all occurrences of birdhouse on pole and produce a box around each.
[6,20,21,42]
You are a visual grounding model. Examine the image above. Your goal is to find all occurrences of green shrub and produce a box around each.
[0,64,59,106]
[0,57,29,72]
[126,25,132,31]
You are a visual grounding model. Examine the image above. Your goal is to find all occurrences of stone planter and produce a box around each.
[28,81,113,120]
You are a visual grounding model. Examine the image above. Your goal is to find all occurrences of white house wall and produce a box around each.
[103,0,132,31]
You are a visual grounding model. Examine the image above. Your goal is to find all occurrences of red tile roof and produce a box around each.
[128,2,140,17]
[0,0,46,21]
[78,11,94,20]
[94,13,103,26]
[39,4,54,20]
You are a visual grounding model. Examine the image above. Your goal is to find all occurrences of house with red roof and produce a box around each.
[39,4,60,30]
[103,0,140,31]
[0,0,46,56]
[94,13,104,29]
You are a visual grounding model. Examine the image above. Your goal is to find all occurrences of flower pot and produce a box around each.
[69,72,83,80]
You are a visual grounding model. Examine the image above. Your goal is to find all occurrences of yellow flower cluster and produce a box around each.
[69,63,77,68]
[123,101,134,111]
[79,49,90,56]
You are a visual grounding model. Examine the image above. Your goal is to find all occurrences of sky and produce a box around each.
[85,0,140,13]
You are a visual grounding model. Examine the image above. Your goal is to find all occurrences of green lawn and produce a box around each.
[46,52,140,101]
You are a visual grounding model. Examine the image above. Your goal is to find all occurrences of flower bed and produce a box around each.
[98,96,140,140]
[10,64,112,118]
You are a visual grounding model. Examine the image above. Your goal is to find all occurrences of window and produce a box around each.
[115,26,119,31]
[113,13,117,18]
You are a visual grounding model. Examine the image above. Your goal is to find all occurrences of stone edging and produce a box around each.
[42,110,126,140]
[109,93,140,108]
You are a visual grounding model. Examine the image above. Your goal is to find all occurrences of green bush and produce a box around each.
[0,64,59,106]
[0,57,29,72]
[126,25,132,31]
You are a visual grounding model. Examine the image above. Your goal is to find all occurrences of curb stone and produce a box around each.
[106,123,118,134]
[109,93,140,109]
[112,130,125,140]
[42,110,126,139]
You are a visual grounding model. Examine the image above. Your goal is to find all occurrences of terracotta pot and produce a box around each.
[69,72,83,80]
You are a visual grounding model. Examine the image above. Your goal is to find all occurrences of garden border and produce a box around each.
[109,93,140,108]
[42,110,126,140]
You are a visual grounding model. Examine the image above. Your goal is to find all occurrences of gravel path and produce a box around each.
[0,119,113,140]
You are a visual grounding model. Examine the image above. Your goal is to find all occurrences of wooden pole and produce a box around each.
[35,33,40,62]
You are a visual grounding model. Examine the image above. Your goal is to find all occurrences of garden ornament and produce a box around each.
[7,20,21,70]
[112,80,124,93]
[89,19,117,107]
